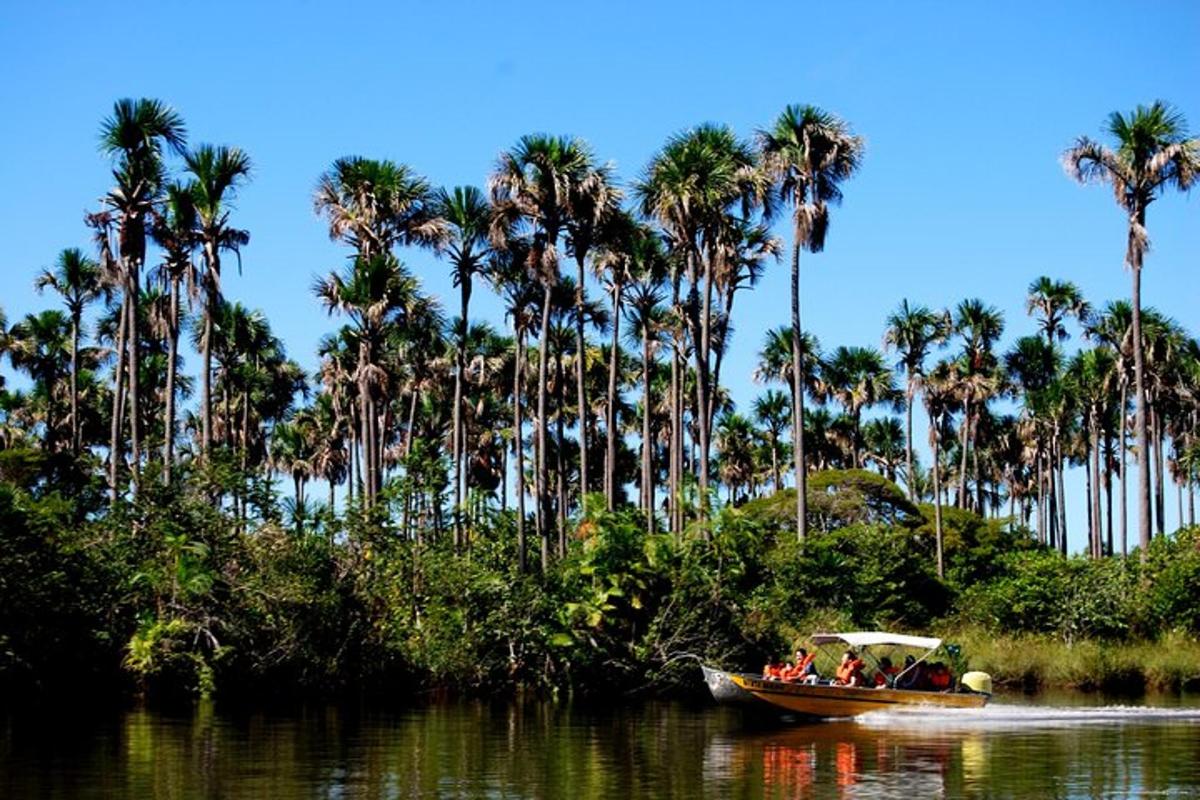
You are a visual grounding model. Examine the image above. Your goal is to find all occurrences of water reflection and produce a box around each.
[2,699,1199,799]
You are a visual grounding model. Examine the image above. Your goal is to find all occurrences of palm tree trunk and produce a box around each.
[1036,448,1045,545]
[958,395,971,509]
[1130,261,1152,556]
[641,327,653,534]
[69,313,80,455]
[1118,382,1128,556]
[1152,403,1165,537]
[163,277,180,483]
[555,348,567,555]
[1056,450,1068,555]
[536,283,553,570]
[790,239,808,542]
[605,281,622,511]
[453,280,469,550]
[930,409,944,579]
[125,273,141,490]
[575,255,589,501]
[1104,431,1114,557]
[514,326,527,572]
[904,377,915,500]
[108,294,128,503]
[359,355,373,509]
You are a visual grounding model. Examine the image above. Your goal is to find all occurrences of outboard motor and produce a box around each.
[961,670,993,695]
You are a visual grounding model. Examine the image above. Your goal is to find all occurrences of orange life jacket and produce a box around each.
[783,653,816,681]
[764,663,785,679]
[874,666,899,687]
[929,664,951,690]
[835,659,864,685]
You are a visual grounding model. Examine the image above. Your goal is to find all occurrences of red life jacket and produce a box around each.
[874,666,899,687]
[835,659,864,685]
[783,653,816,681]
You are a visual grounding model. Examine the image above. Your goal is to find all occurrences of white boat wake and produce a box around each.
[855,703,1200,730]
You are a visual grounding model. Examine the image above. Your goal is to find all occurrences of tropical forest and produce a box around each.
[2,95,1199,708]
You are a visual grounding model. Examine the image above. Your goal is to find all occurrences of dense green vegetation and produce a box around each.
[1,98,1198,700]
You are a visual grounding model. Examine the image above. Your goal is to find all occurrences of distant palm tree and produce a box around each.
[758,104,864,541]
[7,311,72,452]
[490,135,591,560]
[818,346,899,468]
[35,248,102,454]
[1027,277,1091,345]
[752,389,791,491]
[952,299,1005,510]
[98,98,187,491]
[883,300,951,500]
[435,185,494,547]
[1067,348,1117,557]
[315,157,445,507]
[1063,101,1200,555]
[186,144,252,457]
[1086,301,1134,555]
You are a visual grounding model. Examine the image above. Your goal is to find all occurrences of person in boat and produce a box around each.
[762,659,787,681]
[833,650,866,687]
[927,661,952,691]
[895,654,922,689]
[781,648,818,683]
[873,656,900,688]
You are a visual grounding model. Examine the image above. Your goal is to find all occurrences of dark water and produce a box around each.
[3,695,1200,799]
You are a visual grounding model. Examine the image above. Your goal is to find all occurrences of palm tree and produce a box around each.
[639,124,766,521]
[624,258,668,531]
[1067,348,1117,557]
[98,98,187,491]
[315,157,445,508]
[924,360,957,577]
[883,300,951,500]
[1063,101,1200,555]
[34,248,102,454]
[952,299,1005,510]
[1086,302,1134,554]
[7,311,72,452]
[715,411,756,504]
[434,185,494,548]
[752,389,791,491]
[863,416,906,484]
[818,346,899,469]
[1027,277,1091,345]
[314,255,423,508]
[566,160,620,499]
[758,104,864,541]
[186,144,252,457]
[490,135,590,559]
[1006,334,1063,547]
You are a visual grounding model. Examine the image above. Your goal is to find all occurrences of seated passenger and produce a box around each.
[762,660,786,680]
[781,648,818,683]
[894,655,921,690]
[927,661,952,690]
[873,656,900,688]
[833,650,866,687]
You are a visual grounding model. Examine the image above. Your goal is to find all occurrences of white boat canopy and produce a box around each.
[810,632,942,651]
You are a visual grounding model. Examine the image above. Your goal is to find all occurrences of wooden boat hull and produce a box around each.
[711,669,988,718]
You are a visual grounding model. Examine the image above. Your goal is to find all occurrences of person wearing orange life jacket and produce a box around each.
[834,650,866,687]
[762,660,786,681]
[781,648,818,682]
[873,656,900,688]
[927,661,952,690]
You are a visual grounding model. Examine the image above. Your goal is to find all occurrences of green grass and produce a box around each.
[954,628,1200,693]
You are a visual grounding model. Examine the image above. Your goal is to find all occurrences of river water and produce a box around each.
[3,695,1199,798]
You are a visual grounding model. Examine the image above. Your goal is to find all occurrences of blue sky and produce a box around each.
[1,1,1197,549]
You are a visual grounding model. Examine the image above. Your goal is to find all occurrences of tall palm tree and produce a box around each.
[490,135,591,559]
[34,248,102,454]
[186,144,252,457]
[1063,101,1200,555]
[566,161,619,499]
[883,300,951,500]
[1067,347,1117,557]
[1087,301,1134,554]
[953,299,1005,510]
[98,98,187,491]
[818,346,900,469]
[624,259,668,531]
[315,157,445,508]
[434,185,494,548]
[758,104,864,541]
[639,124,765,521]
[314,256,423,508]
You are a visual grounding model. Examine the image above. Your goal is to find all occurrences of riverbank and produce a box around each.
[956,630,1200,693]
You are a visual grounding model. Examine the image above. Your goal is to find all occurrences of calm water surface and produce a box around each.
[3,694,1200,798]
